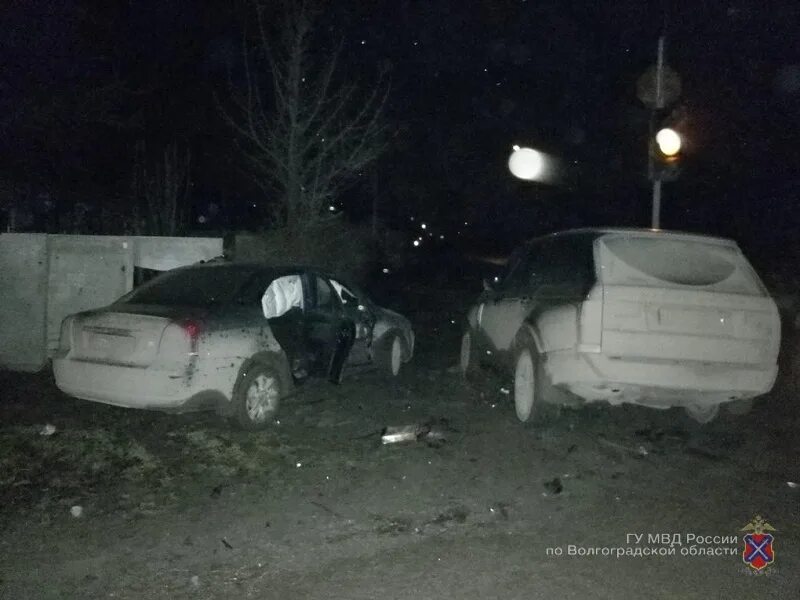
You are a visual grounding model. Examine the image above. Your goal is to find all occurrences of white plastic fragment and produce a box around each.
[70,505,83,518]
[40,424,57,436]
[382,425,419,444]
[788,481,799,489]
[190,575,200,587]
[499,388,510,395]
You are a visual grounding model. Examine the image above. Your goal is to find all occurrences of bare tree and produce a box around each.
[221,1,388,232]
[131,140,192,236]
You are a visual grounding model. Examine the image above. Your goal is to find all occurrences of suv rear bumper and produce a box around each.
[547,351,778,407]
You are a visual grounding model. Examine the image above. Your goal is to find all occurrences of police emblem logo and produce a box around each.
[741,515,776,571]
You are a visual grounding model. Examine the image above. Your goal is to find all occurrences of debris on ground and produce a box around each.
[788,481,799,489]
[598,436,650,457]
[543,478,563,496]
[70,505,83,518]
[39,424,57,436]
[190,575,200,587]
[381,418,457,446]
[488,502,509,519]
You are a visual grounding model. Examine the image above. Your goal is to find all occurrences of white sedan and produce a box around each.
[53,263,414,429]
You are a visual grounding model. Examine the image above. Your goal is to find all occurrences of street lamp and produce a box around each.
[508,145,544,180]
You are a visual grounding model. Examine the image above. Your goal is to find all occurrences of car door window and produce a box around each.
[313,276,337,313]
[330,279,361,308]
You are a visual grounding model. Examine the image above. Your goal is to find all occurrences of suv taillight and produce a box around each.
[577,285,603,352]
[59,316,75,352]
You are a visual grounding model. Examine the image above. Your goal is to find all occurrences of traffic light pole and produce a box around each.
[651,35,665,229]
[651,179,662,229]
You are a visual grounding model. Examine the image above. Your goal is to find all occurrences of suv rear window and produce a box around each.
[598,235,764,295]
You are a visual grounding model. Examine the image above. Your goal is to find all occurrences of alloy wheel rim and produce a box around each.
[245,373,279,423]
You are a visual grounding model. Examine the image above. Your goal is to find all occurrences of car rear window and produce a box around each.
[120,266,259,306]
[597,234,765,295]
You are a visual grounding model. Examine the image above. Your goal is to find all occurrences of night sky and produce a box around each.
[1,0,798,258]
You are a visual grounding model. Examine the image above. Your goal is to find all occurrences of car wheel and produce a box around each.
[685,402,719,424]
[232,361,284,430]
[376,331,403,377]
[725,399,753,415]
[512,329,554,424]
[459,330,480,379]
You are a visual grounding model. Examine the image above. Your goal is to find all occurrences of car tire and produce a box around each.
[376,331,404,377]
[512,329,554,424]
[459,330,481,380]
[231,360,284,431]
[685,402,720,424]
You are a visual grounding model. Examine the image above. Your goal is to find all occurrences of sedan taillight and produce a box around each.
[159,320,203,356]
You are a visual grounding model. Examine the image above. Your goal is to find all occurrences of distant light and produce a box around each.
[493,276,499,282]
[197,215,207,224]
[655,128,682,157]
[508,146,545,181]
[382,267,390,274]
[464,221,468,226]
[410,216,415,221]
[413,240,420,247]
[421,223,427,229]
[439,235,444,240]
[328,205,336,211]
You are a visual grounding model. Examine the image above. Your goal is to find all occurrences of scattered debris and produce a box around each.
[788,481,799,489]
[39,424,57,436]
[70,505,83,518]
[598,436,649,457]
[567,444,578,454]
[428,506,469,526]
[375,516,413,535]
[543,478,563,495]
[310,500,343,518]
[210,484,225,498]
[499,387,510,395]
[488,502,510,519]
[190,575,200,587]
[221,538,233,550]
[382,426,418,444]
[381,419,455,446]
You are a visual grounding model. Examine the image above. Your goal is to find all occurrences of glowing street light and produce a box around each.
[508,145,545,180]
[655,127,681,157]
[508,144,558,183]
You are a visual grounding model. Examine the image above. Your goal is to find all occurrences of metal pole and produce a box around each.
[651,35,665,229]
[651,179,661,229]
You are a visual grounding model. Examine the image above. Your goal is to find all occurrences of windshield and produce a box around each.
[119,266,259,307]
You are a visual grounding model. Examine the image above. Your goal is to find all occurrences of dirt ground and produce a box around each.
[1,286,798,599]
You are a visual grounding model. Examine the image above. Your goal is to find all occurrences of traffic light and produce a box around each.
[649,115,683,182]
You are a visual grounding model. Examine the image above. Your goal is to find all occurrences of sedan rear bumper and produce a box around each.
[52,356,237,412]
